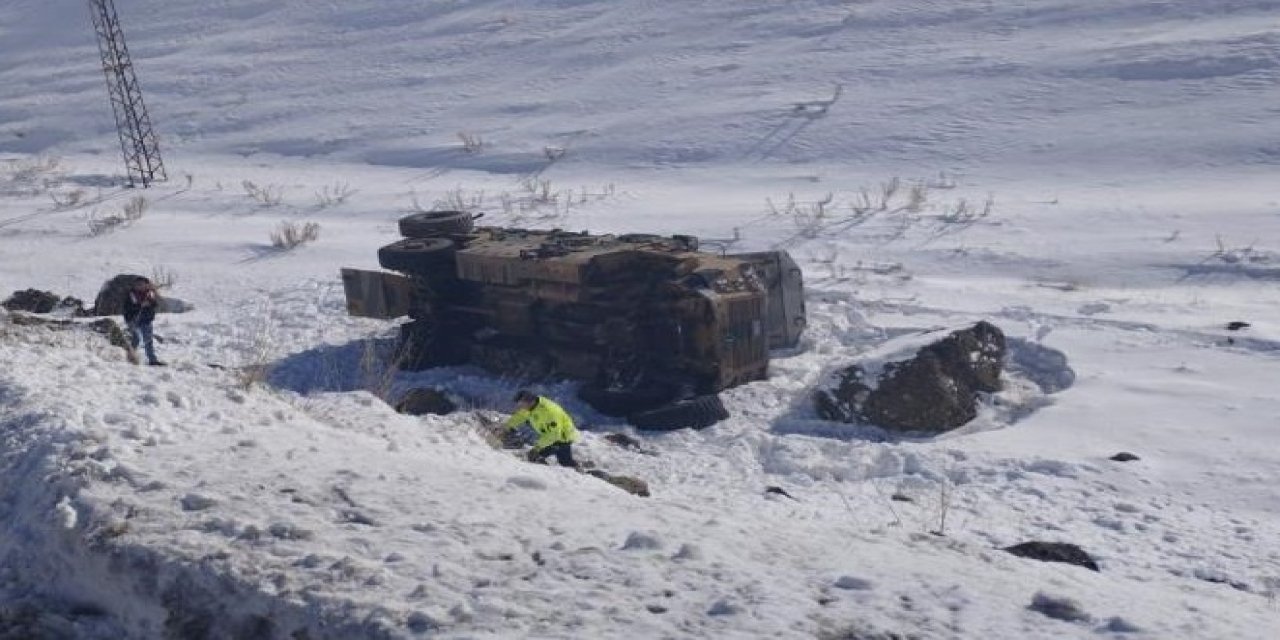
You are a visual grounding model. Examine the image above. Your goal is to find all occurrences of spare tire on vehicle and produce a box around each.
[399,210,474,238]
[628,395,729,431]
[378,237,457,274]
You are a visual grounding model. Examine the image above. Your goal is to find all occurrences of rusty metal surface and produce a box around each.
[728,251,807,349]
[345,222,805,394]
[341,268,412,319]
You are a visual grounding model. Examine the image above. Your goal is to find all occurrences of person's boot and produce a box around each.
[148,360,167,366]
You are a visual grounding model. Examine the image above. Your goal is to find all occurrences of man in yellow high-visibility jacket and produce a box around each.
[505,390,580,468]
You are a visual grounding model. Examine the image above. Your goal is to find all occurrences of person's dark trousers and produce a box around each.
[528,442,578,468]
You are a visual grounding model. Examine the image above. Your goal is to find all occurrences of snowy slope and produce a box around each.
[3,0,1280,638]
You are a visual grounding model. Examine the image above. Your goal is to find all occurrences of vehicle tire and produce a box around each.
[578,381,676,417]
[399,210,474,237]
[378,237,456,274]
[628,395,729,431]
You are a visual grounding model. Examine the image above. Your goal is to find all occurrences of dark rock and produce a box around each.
[180,494,217,512]
[1028,592,1091,623]
[1004,541,1099,571]
[764,486,797,500]
[3,289,58,313]
[833,576,873,590]
[61,296,88,315]
[91,274,147,316]
[815,322,1006,433]
[601,432,658,456]
[707,600,742,616]
[1101,617,1142,633]
[3,289,82,315]
[604,433,643,450]
[87,318,129,348]
[394,388,457,416]
[588,470,650,497]
[1109,452,1140,462]
[1225,321,1250,331]
[406,611,439,633]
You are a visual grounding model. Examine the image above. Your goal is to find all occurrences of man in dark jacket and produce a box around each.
[123,277,164,366]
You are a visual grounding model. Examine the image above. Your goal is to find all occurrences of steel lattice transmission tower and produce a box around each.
[88,0,166,187]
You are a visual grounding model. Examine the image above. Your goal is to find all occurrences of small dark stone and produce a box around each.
[604,433,643,449]
[1102,617,1142,633]
[180,494,217,512]
[406,611,439,633]
[1225,321,1250,331]
[1004,541,1099,571]
[588,470,650,497]
[394,388,457,416]
[1109,452,1140,462]
[765,486,797,500]
[645,604,667,614]
[60,296,87,315]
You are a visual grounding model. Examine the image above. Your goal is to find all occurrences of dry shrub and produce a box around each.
[87,195,148,235]
[270,221,321,250]
[457,132,484,153]
[242,180,284,206]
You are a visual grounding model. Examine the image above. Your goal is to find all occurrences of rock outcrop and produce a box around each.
[92,274,149,317]
[815,322,1006,433]
[3,289,85,316]
[1004,541,1100,572]
[394,388,458,416]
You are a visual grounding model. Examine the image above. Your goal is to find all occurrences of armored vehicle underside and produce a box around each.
[343,211,805,429]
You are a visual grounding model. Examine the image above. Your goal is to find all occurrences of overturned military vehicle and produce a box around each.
[342,210,805,429]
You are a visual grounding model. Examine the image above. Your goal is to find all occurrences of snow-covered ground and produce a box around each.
[2,0,1279,638]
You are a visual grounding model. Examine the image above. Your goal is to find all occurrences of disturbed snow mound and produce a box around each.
[6,311,130,351]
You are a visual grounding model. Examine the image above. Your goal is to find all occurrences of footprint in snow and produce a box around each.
[507,475,547,490]
[621,531,662,551]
